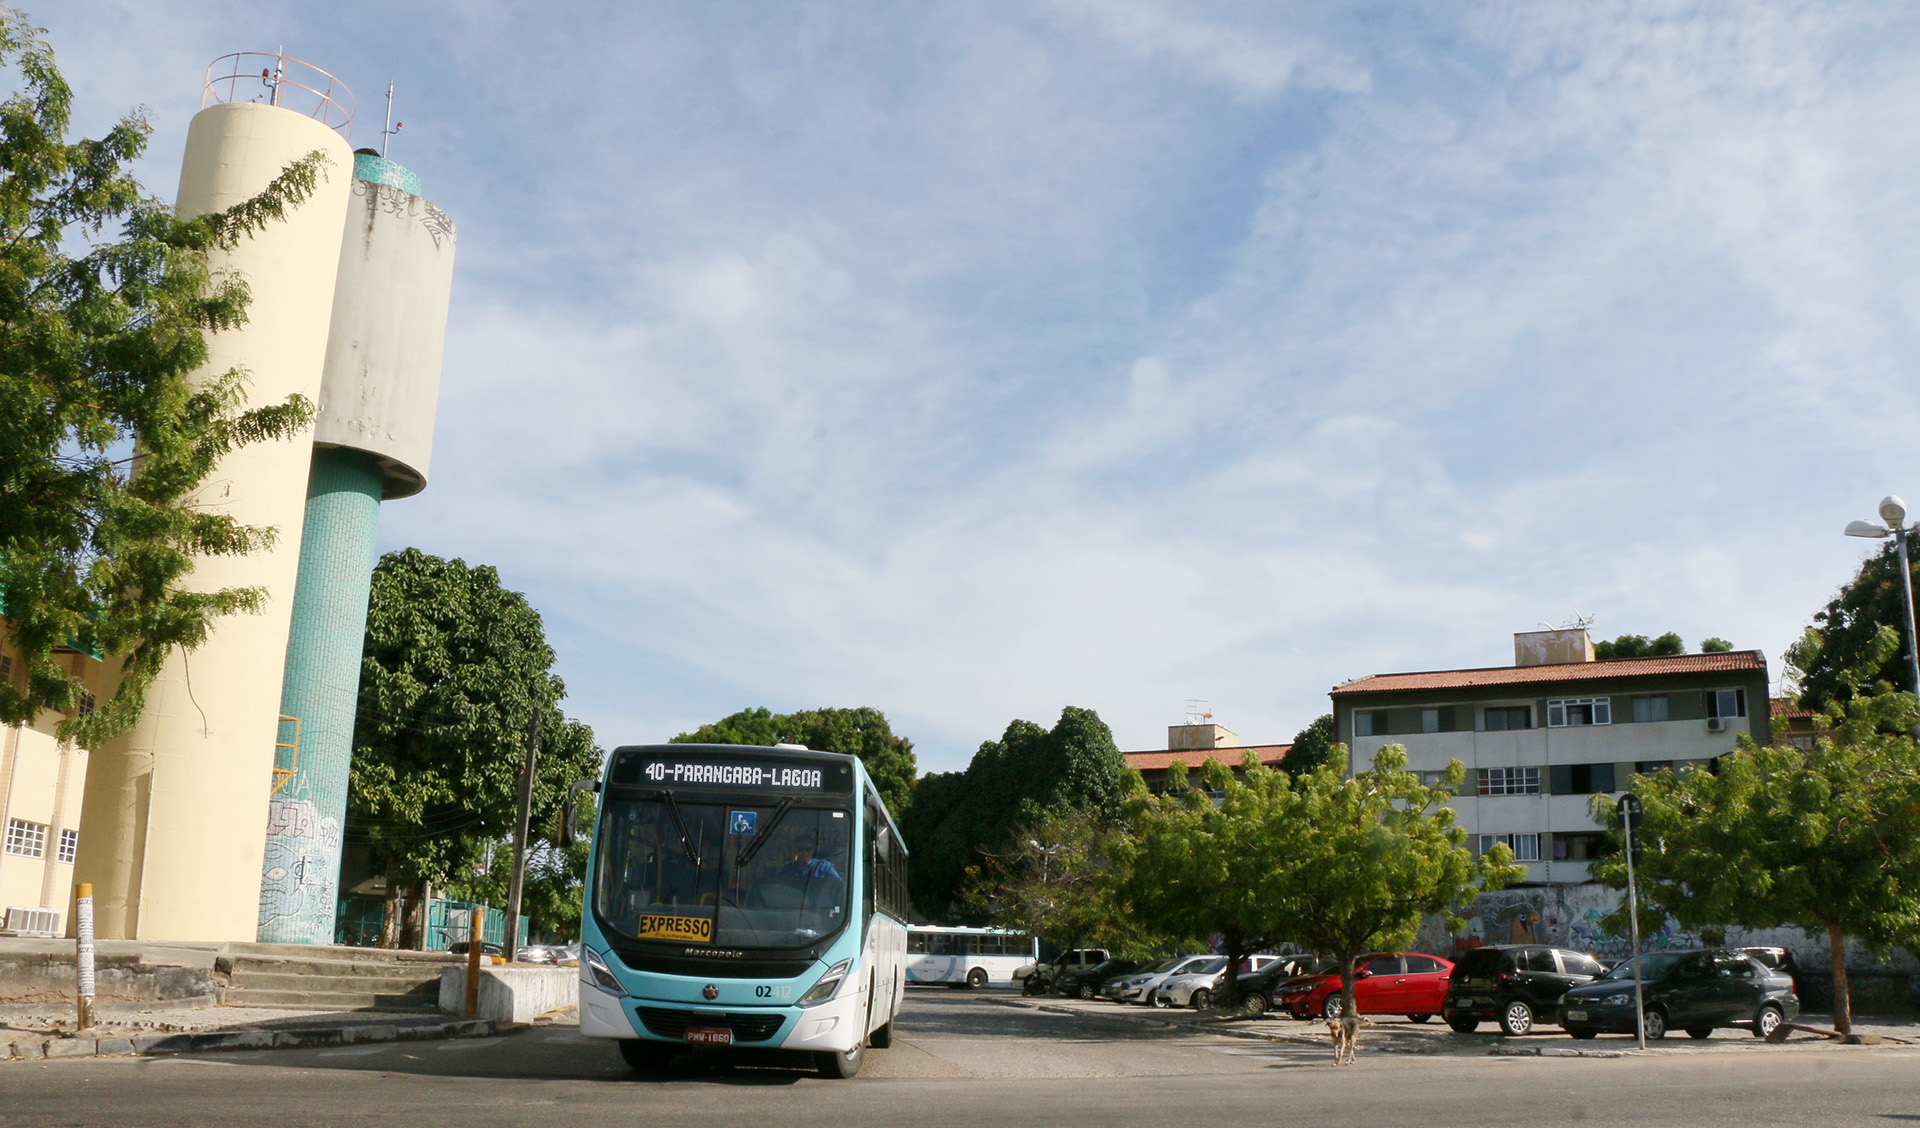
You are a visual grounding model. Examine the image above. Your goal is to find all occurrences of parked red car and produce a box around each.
[1273,952,1455,1021]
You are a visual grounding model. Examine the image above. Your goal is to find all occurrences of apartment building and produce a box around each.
[1329,629,1769,885]
[1123,722,1290,793]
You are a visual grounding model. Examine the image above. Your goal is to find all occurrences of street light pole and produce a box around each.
[1844,495,1920,739]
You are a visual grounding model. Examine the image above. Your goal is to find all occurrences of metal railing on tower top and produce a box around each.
[202,52,354,139]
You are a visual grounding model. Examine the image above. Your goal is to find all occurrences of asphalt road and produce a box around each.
[4,990,1918,1128]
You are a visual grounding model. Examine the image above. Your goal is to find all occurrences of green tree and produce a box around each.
[0,11,329,747]
[1280,713,1339,776]
[904,707,1130,919]
[348,549,602,946]
[1271,746,1523,1020]
[1593,633,1686,660]
[1789,543,1920,712]
[1700,637,1733,653]
[671,705,918,818]
[1124,753,1297,1005]
[960,807,1169,959]
[1587,700,1920,1034]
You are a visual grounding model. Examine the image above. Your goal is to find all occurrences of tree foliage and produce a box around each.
[0,11,332,747]
[1127,745,1520,1009]
[1280,713,1338,776]
[1789,542,1920,712]
[1587,695,1920,1034]
[1593,633,1686,660]
[670,705,917,817]
[959,807,1169,956]
[902,706,1130,919]
[347,549,604,939]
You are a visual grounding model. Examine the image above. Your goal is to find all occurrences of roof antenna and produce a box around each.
[381,80,402,157]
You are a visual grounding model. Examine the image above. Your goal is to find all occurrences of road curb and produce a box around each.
[1,1017,509,1063]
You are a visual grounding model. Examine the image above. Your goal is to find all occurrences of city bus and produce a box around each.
[567,744,909,1078]
[905,925,1038,988]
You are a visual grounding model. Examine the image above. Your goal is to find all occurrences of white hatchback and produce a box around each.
[1152,955,1282,1009]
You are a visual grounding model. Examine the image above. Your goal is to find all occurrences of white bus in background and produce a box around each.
[905,926,1038,988]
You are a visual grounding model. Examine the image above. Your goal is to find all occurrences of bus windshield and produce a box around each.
[593,793,853,950]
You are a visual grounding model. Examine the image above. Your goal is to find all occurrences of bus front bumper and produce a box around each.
[578,977,867,1056]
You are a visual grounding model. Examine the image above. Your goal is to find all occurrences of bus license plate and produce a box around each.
[685,1027,733,1045]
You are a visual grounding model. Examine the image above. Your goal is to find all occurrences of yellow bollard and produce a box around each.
[464,913,483,1019]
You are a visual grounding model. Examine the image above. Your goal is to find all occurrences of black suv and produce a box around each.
[1226,956,1318,1016]
[1443,945,1607,1035]
[1055,958,1147,1000]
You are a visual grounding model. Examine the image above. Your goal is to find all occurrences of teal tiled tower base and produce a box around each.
[257,448,383,944]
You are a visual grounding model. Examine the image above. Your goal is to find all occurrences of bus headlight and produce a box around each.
[583,946,628,997]
[800,959,853,1006]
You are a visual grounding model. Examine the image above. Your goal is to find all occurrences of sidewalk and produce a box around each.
[0,1001,522,1063]
[1002,993,1920,1058]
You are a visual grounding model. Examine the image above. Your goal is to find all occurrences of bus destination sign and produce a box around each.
[609,748,854,794]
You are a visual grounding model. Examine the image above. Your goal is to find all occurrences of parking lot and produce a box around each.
[1006,988,1920,1058]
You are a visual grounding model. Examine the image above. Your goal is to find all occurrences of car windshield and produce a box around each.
[1187,957,1227,976]
[1602,952,1686,980]
[1144,958,1180,974]
[592,794,852,949]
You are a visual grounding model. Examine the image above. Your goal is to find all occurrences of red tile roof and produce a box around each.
[1770,698,1814,719]
[1330,650,1767,696]
[1123,744,1290,771]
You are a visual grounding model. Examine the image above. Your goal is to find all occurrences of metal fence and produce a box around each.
[333,894,528,950]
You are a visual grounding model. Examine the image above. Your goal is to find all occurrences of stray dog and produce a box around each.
[1326,1012,1372,1065]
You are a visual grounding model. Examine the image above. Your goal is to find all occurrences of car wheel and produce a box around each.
[1500,1000,1534,1037]
[1151,992,1171,1009]
[1078,984,1095,999]
[1686,1026,1713,1040]
[1191,988,1211,1010]
[1567,1026,1597,1040]
[966,968,989,989]
[1322,995,1345,1020]
[1241,993,1270,1018]
[618,1040,677,1071]
[1406,1014,1432,1024]
[1643,1008,1668,1041]
[1446,1017,1479,1033]
[1755,1004,1784,1039]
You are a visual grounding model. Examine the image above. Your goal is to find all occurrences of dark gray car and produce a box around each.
[1443,945,1607,1035]
[1558,949,1798,1040]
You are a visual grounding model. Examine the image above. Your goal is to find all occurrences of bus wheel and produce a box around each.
[816,1038,865,1079]
[618,1041,676,1072]
[870,1020,894,1048]
[966,968,989,989]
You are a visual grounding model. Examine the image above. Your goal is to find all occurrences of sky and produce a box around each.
[40,0,1920,773]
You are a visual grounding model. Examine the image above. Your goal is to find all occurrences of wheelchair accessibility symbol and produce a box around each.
[729,810,757,835]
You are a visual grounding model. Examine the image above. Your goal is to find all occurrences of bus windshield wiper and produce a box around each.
[658,789,702,868]
[735,798,794,868]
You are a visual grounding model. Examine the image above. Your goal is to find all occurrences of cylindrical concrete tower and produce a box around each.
[72,57,356,941]
[257,150,455,943]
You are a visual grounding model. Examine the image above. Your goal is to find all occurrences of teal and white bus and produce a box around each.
[905,925,1038,988]
[568,744,909,1078]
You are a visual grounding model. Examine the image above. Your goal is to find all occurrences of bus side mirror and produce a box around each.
[560,780,600,848]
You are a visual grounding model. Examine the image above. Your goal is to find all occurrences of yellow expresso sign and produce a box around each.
[638,913,714,943]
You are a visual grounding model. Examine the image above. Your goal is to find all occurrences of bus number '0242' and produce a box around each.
[755,985,793,999]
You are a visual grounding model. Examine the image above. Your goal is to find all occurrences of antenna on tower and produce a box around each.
[381,80,402,156]
[1183,699,1212,726]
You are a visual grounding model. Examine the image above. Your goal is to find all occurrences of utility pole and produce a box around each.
[504,709,544,962]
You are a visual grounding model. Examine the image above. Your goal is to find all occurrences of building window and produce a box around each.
[1547,697,1611,727]
[1480,833,1541,861]
[1549,762,1618,795]
[58,829,77,864]
[1478,766,1541,796]
[1634,760,1673,776]
[1416,770,1456,791]
[1553,831,1608,861]
[1484,706,1532,731]
[0,654,11,684]
[1706,689,1747,719]
[77,690,96,717]
[5,818,48,859]
[1354,710,1387,738]
[1630,696,1669,723]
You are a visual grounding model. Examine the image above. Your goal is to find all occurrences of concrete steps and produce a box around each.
[216,944,461,1011]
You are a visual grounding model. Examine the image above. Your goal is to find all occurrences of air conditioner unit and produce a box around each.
[1706,717,1726,733]
[0,906,61,937]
